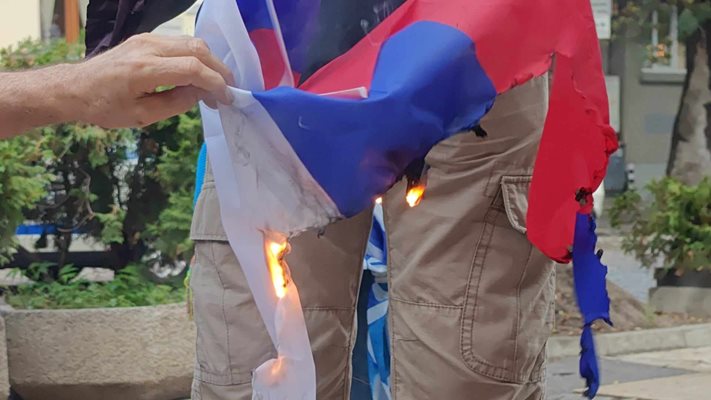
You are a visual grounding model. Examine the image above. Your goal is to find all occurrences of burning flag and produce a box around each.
[192,0,616,398]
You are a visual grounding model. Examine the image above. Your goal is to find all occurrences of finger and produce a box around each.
[141,56,232,104]
[147,35,235,86]
[134,86,207,127]
[203,97,218,109]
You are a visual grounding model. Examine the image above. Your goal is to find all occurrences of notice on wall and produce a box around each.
[591,0,612,40]
[605,75,620,133]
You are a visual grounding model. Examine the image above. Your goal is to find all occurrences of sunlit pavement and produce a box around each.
[547,347,711,399]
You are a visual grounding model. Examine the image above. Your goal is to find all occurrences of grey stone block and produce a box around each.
[548,323,711,360]
[683,324,711,348]
[597,327,686,356]
[547,335,579,359]
[4,304,195,400]
[650,286,711,317]
[0,317,10,399]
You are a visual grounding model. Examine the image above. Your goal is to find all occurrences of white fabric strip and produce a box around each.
[194,0,342,398]
[202,102,317,398]
[216,90,342,236]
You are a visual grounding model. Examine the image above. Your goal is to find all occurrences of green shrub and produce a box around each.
[0,137,52,263]
[0,37,83,69]
[144,109,203,264]
[610,177,711,271]
[3,264,184,310]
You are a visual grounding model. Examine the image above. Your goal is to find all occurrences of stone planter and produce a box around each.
[0,317,10,399]
[650,268,711,317]
[654,268,711,288]
[3,303,195,400]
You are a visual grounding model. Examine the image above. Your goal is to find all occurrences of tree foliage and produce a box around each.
[614,0,711,41]
[614,0,711,183]
[0,137,52,264]
[0,38,201,275]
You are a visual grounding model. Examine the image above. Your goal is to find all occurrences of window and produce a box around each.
[40,0,60,40]
[641,5,686,82]
[40,0,87,42]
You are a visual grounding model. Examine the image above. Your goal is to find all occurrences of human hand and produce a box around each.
[69,33,234,128]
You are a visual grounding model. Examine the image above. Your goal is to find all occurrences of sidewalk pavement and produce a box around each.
[547,346,711,399]
[548,225,711,399]
[595,233,656,303]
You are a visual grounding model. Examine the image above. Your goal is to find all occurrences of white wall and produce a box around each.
[0,0,41,49]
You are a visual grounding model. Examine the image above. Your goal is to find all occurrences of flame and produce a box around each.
[375,196,383,204]
[405,185,425,207]
[271,357,284,377]
[266,240,289,298]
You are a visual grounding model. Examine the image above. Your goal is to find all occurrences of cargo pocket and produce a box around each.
[191,241,276,387]
[461,175,555,383]
[500,176,530,234]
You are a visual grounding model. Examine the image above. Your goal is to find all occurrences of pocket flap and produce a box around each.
[500,175,532,235]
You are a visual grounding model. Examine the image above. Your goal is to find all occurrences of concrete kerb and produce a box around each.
[548,323,711,359]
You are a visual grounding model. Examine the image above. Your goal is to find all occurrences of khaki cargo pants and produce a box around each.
[189,75,555,400]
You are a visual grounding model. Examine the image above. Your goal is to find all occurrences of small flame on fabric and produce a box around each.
[266,240,289,298]
[405,185,425,207]
[271,357,284,377]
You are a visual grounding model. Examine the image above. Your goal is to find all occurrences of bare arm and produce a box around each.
[0,64,78,137]
[0,33,235,139]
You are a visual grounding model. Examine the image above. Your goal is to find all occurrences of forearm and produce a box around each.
[0,64,83,139]
[0,34,232,139]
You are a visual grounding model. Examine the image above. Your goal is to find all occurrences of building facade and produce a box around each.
[604,3,686,189]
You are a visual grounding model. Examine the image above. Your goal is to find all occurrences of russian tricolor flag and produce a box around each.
[196,0,615,397]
